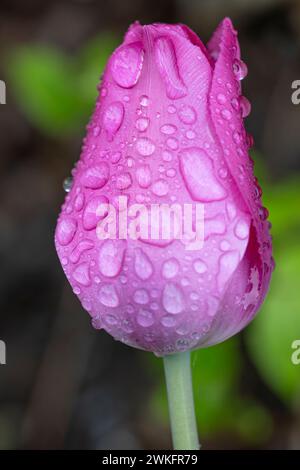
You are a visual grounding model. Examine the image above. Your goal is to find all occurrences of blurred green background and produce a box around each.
[0,0,300,450]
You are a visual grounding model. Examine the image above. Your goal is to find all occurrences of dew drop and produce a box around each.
[136,164,152,188]
[70,239,94,263]
[99,283,119,307]
[162,258,179,279]
[217,93,227,105]
[154,36,187,99]
[166,137,178,150]
[83,196,109,230]
[56,217,77,246]
[137,309,154,327]
[162,150,172,162]
[220,239,231,251]
[161,315,177,327]
[105,314,118,325]
[81,163,109,189]
[135,117,149,132]
[136,137,156,156]
[98,239,125,277]
[140,95,149,107]
[221,108,232,120]
[167,104,176,114]
[74,193,85,211]
[116,172,132,190]
[151,180,169,197]
[160,124,177,135]
[240,96,251,118]
[72,262,91,286]
[193,259,207,274]
[134,248,153,280]
[111,42,144,88]
[63,176,73,193]
[217,251,240,292]
[177,105,197,124]
[102,101,124,141]
[226,201,237,221]
[134,289,150,305]
[179,147,227,202]
[234,218,250,240]
[231,97,240,111]
[111,151,122,164]
[232,59,248,80]
[162,283,184,314]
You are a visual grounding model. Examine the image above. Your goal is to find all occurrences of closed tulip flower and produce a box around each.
[55,18,273,450]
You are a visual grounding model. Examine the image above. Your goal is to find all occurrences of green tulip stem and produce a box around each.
[163,351,200,450]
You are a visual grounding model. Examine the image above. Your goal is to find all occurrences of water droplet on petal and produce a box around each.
[177,105,197,124]
[111,42,144,88]
[134,288,149,305]
[134,248,153,280]
[151,180,169,196]
[105,314,118,325]
[162,258,179,279]
[161,315,177,327]
[166,137,178,150]
[83,196,109,230]
[98,239,125,277]
[232,59,248,80]
[136,137,155,156]
[193,259,207,274]
[139,95,149,106]
[185,130,196,140]
[217,251,240,292]
[221,108,232,120]
[220,239,231,251]
[136,164,152,188]
[99,283,119,307]
[234,218,250,240]
[74,193,85,211]
[226,201,237,221]
[81,163,109,189]
[218,167,228,178]
[231,97,240,111]
[116,172,132,190]
[179,147,227,202]
[63,176,73,193]
[167,104,176,114]
[137,309,154,327]
[56,217,77,246]
[111,151,122,164]
[70,239,94,263]
[154,36,187,100]
[162,283,184,314]
[135,117,149,131]
[72,262,91,286]
[102,101,124,141]
[160,124,177,135]
[162,150,172,162]
[239,96,251,118]
[217,93,227,105]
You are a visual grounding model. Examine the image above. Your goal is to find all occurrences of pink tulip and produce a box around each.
[55,18,273,357]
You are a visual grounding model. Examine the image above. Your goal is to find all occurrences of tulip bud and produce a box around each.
[55,18,273,356]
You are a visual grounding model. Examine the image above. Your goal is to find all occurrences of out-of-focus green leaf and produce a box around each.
[263,178,300,245]
[77,34,118,109]
[8,46,85,135]
[8,34,118,136]
[246,245,300,407]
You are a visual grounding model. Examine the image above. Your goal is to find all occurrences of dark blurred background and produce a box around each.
[0,0,300,450]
